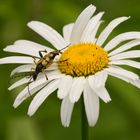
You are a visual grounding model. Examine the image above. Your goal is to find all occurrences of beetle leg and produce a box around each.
[59,58,69,62]
[31,67,35,71]
[42,69,48,80]
[53,58,69,63]
[39,50,47,58]
[32,57,37,64]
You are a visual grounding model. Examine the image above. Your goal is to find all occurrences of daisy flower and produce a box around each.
[1,4,140,127]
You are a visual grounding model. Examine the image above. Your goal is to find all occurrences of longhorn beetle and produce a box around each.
[27,45,69,95]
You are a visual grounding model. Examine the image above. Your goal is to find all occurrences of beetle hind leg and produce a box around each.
[42,69,48,80]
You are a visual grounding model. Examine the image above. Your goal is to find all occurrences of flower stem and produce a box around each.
[81,96,89,140]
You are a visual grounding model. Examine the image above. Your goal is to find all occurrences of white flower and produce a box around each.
[1,4,140,127]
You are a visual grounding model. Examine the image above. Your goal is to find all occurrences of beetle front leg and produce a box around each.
[39,50,47,58]
[53,58,69,63]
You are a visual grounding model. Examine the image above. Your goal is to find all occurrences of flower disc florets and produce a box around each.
[58,43,109,77]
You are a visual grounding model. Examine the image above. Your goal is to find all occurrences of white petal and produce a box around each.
[11,65,33,75]
[4,40,53,57]
[4,45,38,57]
[13,71,64,107]
[69,77,86,103]
[13,75,48,107]
[94,70,108,87]
[57,75,73,99]
[10,64,35,76]
[107,70,140,89]
[105,66,139,80]
[8,76,29,90]
[91,20,104,42]
[70,5,96,43]
[61,96,74,127]
[63,23,74,43]
[83,81,99,126]
[15,40,53,51]
[132,79,140,89]
[88,74,111,103]
[13,82,47,108]
[110,50,140,61]
[45,70,65,80]
[109,39,140,56]
[13,64,59,77]
[104,32,140,51]
[93,87,111,103]
[110,60,140,69]
[88,70,108,88]
[0,56,34,64]
[81,12,104,42]
[10,63,58,77]
[28,79,59,116]
[97,16,130,46]
[27,21,67,50]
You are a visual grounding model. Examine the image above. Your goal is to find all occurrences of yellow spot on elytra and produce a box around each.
[58,43,109,77]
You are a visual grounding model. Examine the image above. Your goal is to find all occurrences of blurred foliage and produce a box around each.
[0,0,140,140]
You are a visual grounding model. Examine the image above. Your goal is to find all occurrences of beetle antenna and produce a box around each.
[28,76,33,97]
[59,43,71,51]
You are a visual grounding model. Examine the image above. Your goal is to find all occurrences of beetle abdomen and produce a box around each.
[33,63,45,81]
[33,72,38,81]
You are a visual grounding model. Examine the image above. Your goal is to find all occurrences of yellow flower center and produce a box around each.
[58,43,109,77]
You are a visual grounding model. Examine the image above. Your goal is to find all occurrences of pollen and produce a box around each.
[58,43,109,77]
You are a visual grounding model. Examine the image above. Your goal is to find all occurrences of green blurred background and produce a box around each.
[0,0,140,140]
